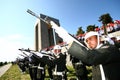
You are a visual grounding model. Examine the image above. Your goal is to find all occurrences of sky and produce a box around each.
[0,0,120,62]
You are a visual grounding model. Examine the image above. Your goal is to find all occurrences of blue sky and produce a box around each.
[0,0,119,62]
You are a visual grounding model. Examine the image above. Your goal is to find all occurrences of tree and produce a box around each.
[86,25,97,32]
[98,13,113,35]
[76,27,85,36]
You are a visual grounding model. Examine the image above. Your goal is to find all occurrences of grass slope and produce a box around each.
[0,64,92,80]
[0,64,30,80]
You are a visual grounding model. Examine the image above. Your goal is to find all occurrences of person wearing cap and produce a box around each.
[71,56,89,80]
[28,52,46,80]
[68,31,120,80]
[111,37,120,49]
[38,45,67,80]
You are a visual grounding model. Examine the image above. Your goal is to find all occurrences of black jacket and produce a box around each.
[68,41,120,80]
[39,53,67,72]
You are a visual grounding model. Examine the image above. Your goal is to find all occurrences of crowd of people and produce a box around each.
[68,31,120,80]
[17,30,120,80]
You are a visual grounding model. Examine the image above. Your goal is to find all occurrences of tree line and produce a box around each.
[0,62,8,66]
[76,13,113,36]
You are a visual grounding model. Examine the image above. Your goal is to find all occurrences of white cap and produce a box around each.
[116,37,120,40]
[84,31,99,41]
[84,31,100,49]
[53,45,62,50]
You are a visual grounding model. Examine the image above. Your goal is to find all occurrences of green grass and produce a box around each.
[0,64,76,80]
[0,64,30,80]
[0,64,92,80]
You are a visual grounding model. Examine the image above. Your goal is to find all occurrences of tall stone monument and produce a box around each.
[34,14,62,51]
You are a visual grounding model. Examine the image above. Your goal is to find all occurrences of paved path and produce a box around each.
[0,64,12,77]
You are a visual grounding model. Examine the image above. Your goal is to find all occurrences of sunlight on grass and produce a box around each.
[0,64,92,80]
[0,64,30,80]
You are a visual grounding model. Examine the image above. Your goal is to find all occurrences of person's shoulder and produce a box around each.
[59,53,66,57]
[101,44,110,49]
[101,43,119,50]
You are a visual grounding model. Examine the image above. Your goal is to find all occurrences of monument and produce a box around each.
[34,14,63,51]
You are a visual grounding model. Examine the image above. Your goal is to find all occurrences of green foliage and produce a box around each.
[0,62,8,66]
[75,13,113,34]
[98,13,113,25]
[76,27,85,36]
[98,13,113,35]
[86,66,92,79]
[0,62,4,66]
[86,25,97,32]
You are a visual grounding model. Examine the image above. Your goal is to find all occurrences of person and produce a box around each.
[28,52,46,80]
[101,35,115,45]
[68,31,120,80]
[45,49,54,80]
[111,37,120,49]
[70,37,89,80]
[38,45,67,80]
[17,58,26,73]
[18,48,47,80]
[71,56,89,80]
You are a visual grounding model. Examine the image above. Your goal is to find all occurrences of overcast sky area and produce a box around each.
[0,0,119,62]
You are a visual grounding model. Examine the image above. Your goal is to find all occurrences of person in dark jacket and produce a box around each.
[68,31,120,80]
[38,45,67,80]
[28,52,46,80]
[71,56,89,80]
[17,58,26,73]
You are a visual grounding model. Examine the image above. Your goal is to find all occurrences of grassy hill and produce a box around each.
[0,64,30,80]
[0,64,92,80]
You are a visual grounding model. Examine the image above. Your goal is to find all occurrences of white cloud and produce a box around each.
[0,34,34,62]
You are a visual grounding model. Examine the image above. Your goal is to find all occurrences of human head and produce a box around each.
[84,31,100,49]
[53,45,62,55]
